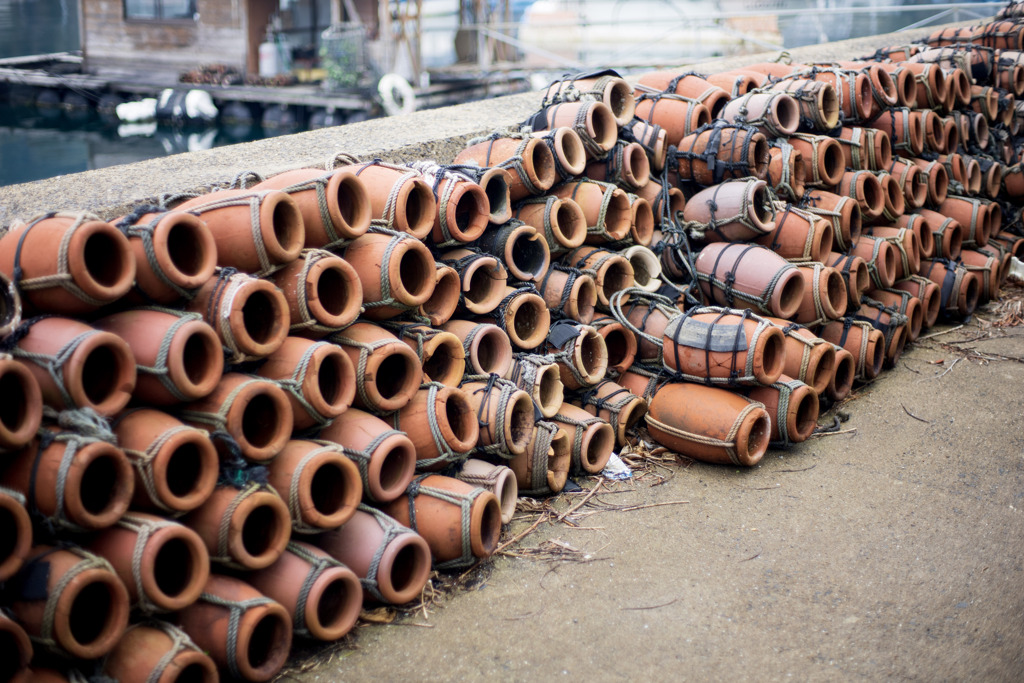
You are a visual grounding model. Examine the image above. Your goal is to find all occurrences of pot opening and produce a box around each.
[83,230,127,288]
[271,200,304,255]
[589,103,617,150]
[963,273,981,314]
[555,201,585,245]
[316,575,354,630]
[774,94,800,134]
[173,663,211,683]
[602,328,631,369]
[378,441,412,492]
[153,536,195,598]
[241,289,279,345]
[527,139,556,189]
[752,185,772,227]
[508,393,534,451]
[511,298,541,343]
[867,331,885,377]
[166,220,208,278]
[629,253,655,287]
[465,260,501,307]
[398,248,432,300]
[580,330,607,378]
[511,234,547,279]
[454,187,486,234]
[166,441,203,498]
[832,351,855,395]
[317,353,345,407]
[825,270,846,315]
[422,343,456,384]
[537,365,563,410]
[336,176,367,230]
[375,352,413,400]
[80,454,119,515]
[241,503,281,559]
[557,129,587,174]
[310,460,347,516]
[242,393,280,448]
[607,80,633,120]
[183,330,219,387]
[473,328,509,374]
[601,260,633,296]
[822,142,844,184]
[793,389,818,439]
[776,271,804,318]
[444,393,474,445]
[751,136,770,178]
[477,495,501,554]
[747,412,771,458]
[421,268,459,319]
[760,331,785,382]
[388,541,423,595]
[584,423,614,470]
[0,371,27,433]
[81,344,120,406]
[317,265,352,317]
[862,175,883,214]
[246,611,288,671]
[482,174,510,220]
[68,580,116,647]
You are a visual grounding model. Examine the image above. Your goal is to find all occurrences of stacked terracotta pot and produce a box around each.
[3,13,1024,680]
[0,115,651,678]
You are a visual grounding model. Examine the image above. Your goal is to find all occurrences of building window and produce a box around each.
[125,0,197,21]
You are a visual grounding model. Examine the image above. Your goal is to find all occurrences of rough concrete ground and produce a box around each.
[284,297,1024,681]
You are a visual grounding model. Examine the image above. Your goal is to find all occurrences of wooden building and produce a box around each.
[80,0,349,78]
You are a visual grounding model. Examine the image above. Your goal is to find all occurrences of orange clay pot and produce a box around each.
[590,315,638,376]
[183,483,291,570]
[508,354,563,418]
[478,286,551,350]
[267,249,363,338]
[177,574,292,681]
[93,309,222,406]
[335,162,436,239]
[818,318,886,381]
[851,235,898,289]
[454,136,556,202]
[661,307,785,386]
[395,383,479,472]
[316,504,431,604]
[329,322,422,413]
[787,134,845,187]
[633,95,711,148]
[836,126,892,171]
[0,358,42,452]
[417,263,461,327]
[318,408,417,503]
[562,247,635,309]
[114,209,217,304]
[509,421,571,496]
[179,373,293,463]
[550,402,615,474]
[572,378,648,446]
[672,122,768,185]
[257,337,354,431]
[767,78,840,131]
[721,91,800,138]
[441,320,513,377]
[455,458,519,525]
[837,170,886,221]
[538,264,598,323]
[185,269,290,361]
[682,178,776,243]
[0,212,134,314]
[253,167,371,247]
[86,512,209,613]
[266,440,362,532]
[113,408,218,515]
[869,107,924,157]
[694,242,804,319]
[175,189,304,275]
[909,208,962,260]
[825,251,871,307]
[866,287,924,342]
[792,262,848,325]
[6,316,135,416]
[340,230,436,319]
[765,317,837,396]
[552,180,632,244]
[800,190,862,252]
[246,540,362,641]
[767,141,807,202]
[887,158,929,210]
[439,248,509,315]
[747,375,819,445]
[513,195,587,255]
[381,474,502,569]
[0,488,32,582]
[754,202,834,262]
[0,612,32,682]
[461,375,536,458]
[526,101,619,158]
[102,622,218,683]
[893,275,941,330]
[646,381,770,466]
[3,427,133,532]
[635,70,729,117]
[8,545,129,659]
[864,226,921,280]
[384,321,466,387]
[475,220,551,283]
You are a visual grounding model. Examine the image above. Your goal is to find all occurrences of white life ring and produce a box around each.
[378,73,416,117]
